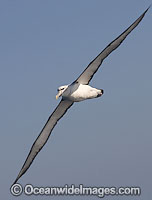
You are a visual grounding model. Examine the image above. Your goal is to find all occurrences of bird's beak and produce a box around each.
[56,95,59,100]
[56,91,62,100]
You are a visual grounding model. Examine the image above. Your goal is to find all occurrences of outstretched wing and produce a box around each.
[75,7,150,85]
[13,99,73,184]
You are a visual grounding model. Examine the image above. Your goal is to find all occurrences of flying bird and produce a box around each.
[13,7,150,184]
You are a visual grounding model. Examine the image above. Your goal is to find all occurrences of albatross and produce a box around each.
[13,7,150,184]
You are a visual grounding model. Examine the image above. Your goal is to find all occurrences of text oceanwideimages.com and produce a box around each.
[10,183,141,198]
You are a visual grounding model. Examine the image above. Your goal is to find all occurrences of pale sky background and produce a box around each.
[0,0,152,199]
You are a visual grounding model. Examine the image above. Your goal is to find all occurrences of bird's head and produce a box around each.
[56,85,68,100]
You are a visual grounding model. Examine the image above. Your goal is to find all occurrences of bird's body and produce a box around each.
[61,84,103,102]
[13,7,150,185]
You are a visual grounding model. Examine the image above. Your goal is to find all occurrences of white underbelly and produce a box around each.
[63,84,100,102]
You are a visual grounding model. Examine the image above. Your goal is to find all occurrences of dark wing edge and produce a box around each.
[12,99,73,185]
[75,6,150,85]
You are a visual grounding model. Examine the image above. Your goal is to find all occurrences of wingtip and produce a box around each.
[139,5,151,20]
[144,5,151,14]
[12,175,20,187]
[12,179,17,187]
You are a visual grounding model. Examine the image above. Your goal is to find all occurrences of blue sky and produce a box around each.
[0,0,152,199]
